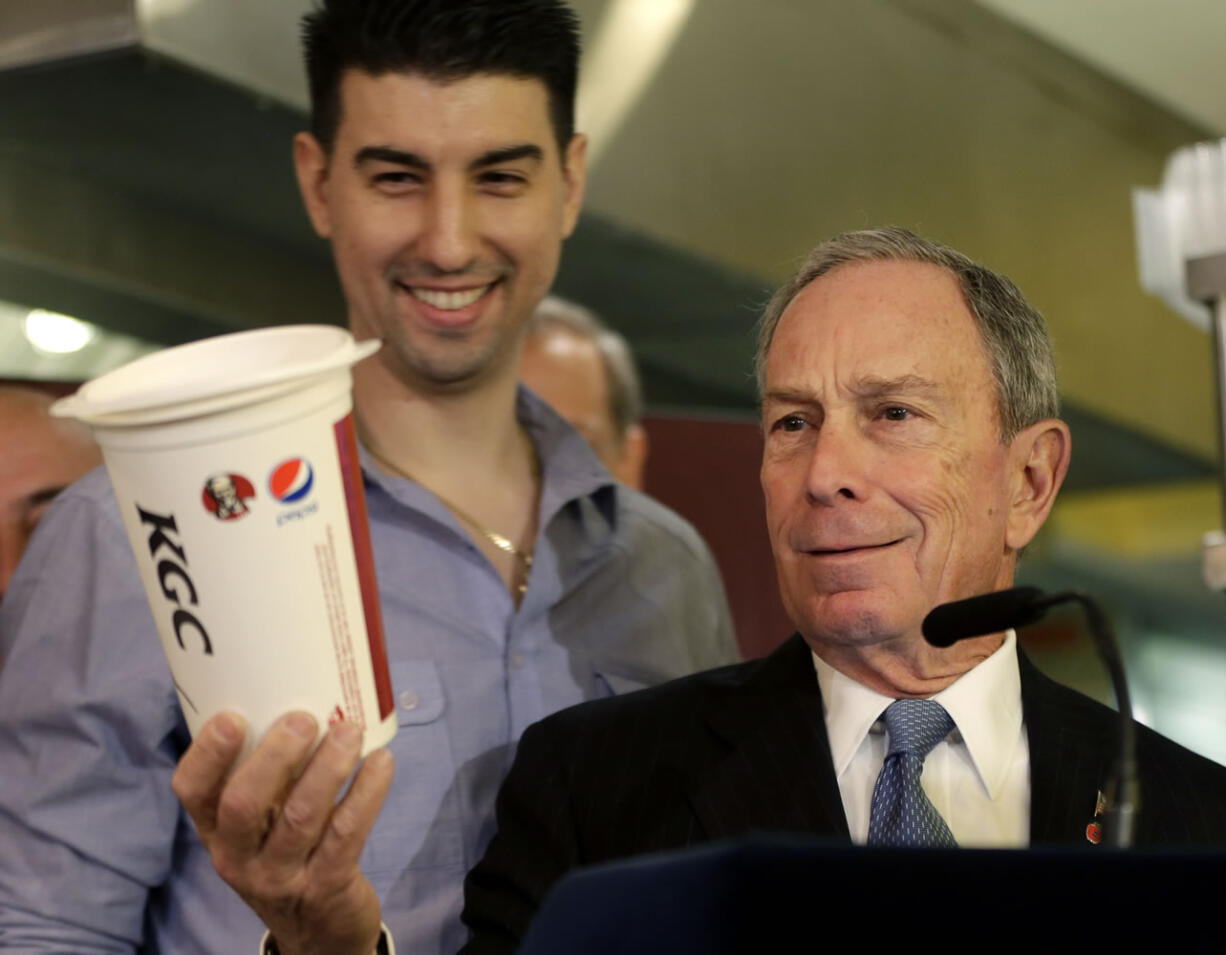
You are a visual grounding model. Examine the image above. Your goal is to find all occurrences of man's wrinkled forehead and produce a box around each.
[762,372,948,411]
[763,260,1000,414]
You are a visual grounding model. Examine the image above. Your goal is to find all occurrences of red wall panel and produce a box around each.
[642,415,794,661]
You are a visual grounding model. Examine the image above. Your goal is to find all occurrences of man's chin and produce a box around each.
[379,332,508,392]
[790,590,920,650]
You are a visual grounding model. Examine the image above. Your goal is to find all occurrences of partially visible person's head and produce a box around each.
[294,0,588,395]
[756,229,1070,694]
[0,387,101,601]
[302,0,581,158]
[520,296,648,489]
[756,226,1059,440]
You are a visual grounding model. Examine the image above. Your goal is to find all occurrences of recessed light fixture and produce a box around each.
[24,309,97,355]
[578,0,695,167]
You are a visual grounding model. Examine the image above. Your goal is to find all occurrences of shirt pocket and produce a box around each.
[361,659,462,882]
[392,658,447,728]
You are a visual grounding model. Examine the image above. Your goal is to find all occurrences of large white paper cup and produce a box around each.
[53,325,396,758]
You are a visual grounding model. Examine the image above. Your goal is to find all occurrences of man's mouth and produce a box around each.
[808,539,902,556]
[404,282,496,311]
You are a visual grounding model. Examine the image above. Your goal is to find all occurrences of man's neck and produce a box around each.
[354,354,535,485]
[813,630,1007,699]
[352,354,541,601]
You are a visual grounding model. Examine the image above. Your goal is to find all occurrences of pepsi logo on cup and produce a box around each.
[201,473,256,521]
[269,458,314,504]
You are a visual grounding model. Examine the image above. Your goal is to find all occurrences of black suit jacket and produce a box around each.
[460,634,1226,952]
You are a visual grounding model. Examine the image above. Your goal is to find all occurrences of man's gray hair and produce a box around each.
[527,296,645,437]
[755,227,1059,439]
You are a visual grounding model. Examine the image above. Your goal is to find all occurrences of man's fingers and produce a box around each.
[311,746,395,875]
[215,711,319,857]
[261,721,366,869]
[172,711,248,841]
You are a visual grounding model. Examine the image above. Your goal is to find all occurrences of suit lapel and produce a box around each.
[676,641,1110,847]
[1020,650,1113,846]
[686,635,850,843]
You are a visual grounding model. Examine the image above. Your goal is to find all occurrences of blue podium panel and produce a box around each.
[518,835,1226,954]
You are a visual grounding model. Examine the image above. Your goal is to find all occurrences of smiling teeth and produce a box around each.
[410,285,490,310]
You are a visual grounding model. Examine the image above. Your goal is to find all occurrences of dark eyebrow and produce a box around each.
[26,486,66,509]
[352,144,545,173]
[353,146,429,171]
[470,144,544,170]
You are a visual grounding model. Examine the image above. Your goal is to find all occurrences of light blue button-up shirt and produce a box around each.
[0,388,737,954]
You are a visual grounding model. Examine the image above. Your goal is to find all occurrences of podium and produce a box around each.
[517,835,1226,953]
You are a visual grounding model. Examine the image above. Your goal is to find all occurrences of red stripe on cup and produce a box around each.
[334,413,394,720]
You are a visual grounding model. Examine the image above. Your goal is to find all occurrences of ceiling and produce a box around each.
[0,0,1223,497]
[977,0,1226,134]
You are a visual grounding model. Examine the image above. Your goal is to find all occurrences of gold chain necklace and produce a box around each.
[364,444,534,597]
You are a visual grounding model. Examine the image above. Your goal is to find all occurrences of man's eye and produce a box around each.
[775,414,807,432]
[372,171,422,190]
[881,406,911,421]
[480,171,528,193]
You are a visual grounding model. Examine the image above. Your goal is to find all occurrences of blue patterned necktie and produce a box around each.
[867,698,958,848]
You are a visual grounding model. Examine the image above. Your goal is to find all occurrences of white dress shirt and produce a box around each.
[814,631,1030,847]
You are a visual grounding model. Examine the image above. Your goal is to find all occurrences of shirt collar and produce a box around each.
[932,630,1023,800]
[813,631,1023,799]
[515,385,618,530]
[814,653,897,780]
[357,385,620,532]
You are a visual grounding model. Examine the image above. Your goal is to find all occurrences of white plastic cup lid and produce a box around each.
[52,325,380,427]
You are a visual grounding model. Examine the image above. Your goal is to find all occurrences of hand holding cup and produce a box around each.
[172,710,394,955]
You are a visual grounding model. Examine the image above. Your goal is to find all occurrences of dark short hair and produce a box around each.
[527,296,644,439]
[755,227,1059,439]
[301,0,581,155]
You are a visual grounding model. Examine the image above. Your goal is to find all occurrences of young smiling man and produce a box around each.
[0,3,736,953]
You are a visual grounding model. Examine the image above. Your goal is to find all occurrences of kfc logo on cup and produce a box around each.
[201,473,256,521]
[269,458,314,504]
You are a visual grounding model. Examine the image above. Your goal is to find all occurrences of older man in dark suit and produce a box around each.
[457,227,1226,952]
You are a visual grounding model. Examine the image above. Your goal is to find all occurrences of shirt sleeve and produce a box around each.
[688,535,740,670]
[0,480,187,951]
[621,494,742,675]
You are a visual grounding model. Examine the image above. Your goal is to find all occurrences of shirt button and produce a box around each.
[510,652,525,669]
[399,690,419,711]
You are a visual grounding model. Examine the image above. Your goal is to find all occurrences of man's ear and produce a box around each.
[614,423,649,491]
[560,132,588,239]
[293,131,334,240]
[1005,418,1071,550]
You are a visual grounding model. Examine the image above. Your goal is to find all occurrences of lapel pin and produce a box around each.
[1094,789,1108,818]
[1085,820,1103,844]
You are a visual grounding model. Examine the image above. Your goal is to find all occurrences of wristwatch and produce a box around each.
[261,924,394,955]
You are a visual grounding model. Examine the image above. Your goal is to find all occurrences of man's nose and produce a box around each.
[803,423,867,505]
[416,182,479,273]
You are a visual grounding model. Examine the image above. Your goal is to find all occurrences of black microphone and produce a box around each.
[922,586,1139,848]
[921,586,1048,647]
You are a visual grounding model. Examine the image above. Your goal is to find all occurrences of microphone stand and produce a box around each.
[1034,592,1138,848]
